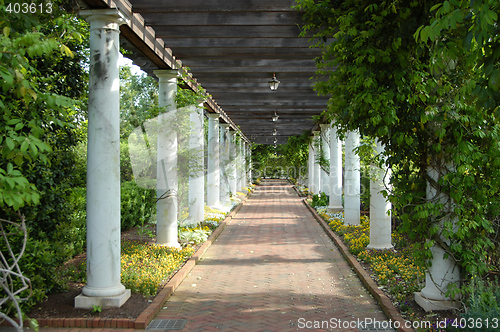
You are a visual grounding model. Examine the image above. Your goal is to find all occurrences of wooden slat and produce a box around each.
[140,12,303,26]
[131,0,299,12]
[154,25,303,39]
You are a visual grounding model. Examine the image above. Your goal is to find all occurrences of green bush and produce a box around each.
[447,278,500,331]
[120,181,156,231]
[52,187,87,258]
[0,224,68,312]
[312,193,329,207]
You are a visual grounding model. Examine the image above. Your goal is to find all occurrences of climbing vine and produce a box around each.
[295,0,500,280]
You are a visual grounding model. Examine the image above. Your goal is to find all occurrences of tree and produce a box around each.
[0,0,89,325]
[295,0,500,280]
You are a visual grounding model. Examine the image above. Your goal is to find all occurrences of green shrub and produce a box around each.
[0,224,68,312]
[52,187,87,258]
[120,181,156,231]
[312,193,329,207]
[447,278,500,331]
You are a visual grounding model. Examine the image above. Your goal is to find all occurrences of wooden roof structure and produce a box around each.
[80,0,328,144]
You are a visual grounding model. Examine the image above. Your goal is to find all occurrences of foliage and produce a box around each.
[449,277,500,332]
[121,241,194,297]
[295,0,500,279]
[0,0,88,323]
[316,207,425,308]
[0,221,70,313]
[120,181,156,231]
[311,193,329,208]
[251,131,309,180]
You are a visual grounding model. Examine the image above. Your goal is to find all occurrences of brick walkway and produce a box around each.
[154,179,388,331]
[35,179,390,332]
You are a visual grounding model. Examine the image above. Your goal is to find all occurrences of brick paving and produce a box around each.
[34,179,391,332]
[155,179,388,331]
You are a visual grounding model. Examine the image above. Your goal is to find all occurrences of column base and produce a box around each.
[367,243,393,250]
[414,292,461,312]
[75,289,131,309]
[157,242,181,249]
[327,206,343,213]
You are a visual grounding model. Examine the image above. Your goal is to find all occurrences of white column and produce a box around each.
[344,130,360,225]
[328,124,343,213]
[242,141,248,189]
[367,140,393,249]
[188,102,204,222]
[76,9,130,309]
[308,139,314,193]
[229,131,237,196]
[154,70,180,248]
[247,144,252,185]
[312,131,321,195]
[236,136,243,191]
[415,166,460,311]
[219,124,231,203]
[320,124,331,195]
[207,113,220,208]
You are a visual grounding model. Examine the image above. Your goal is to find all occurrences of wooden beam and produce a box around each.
[131,0,299,12]
[140,12,303,26]
[155,25,304,39]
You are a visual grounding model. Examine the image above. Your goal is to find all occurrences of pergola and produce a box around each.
[74,0,452,314]
[80,0,328,144]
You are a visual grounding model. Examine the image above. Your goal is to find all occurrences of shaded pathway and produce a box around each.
[155,179,388,331]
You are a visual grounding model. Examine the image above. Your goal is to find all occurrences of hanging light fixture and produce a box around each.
[268,73,280,91]
[272,128,277,136]
[273,138,278,144]
[271,111,279,122]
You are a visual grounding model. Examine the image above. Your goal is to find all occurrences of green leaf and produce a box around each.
[0,67,13,86]
[5,137,15,150]
[488,69,500,91]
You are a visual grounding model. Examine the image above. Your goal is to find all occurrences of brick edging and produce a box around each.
[301,198,414,332]
[35,191,252,330]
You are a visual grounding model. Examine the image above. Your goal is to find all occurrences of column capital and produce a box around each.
[80,9,126,30]
[319,123,330,130]
[208,113,220,120]
[220,123,230,129]
[154,70,179,83]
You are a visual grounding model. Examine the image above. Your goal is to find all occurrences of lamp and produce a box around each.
[271,111,279,122]
[273,138,278,144]
[272,128,277,136]
[268,73,280,91]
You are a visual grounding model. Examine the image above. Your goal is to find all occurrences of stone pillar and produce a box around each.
[312,131,321,195]
[236,136,243,192]
[247,144,252,184]
[344,130,360,225]
[415,166,460,311]
[242,141,248,189]
[188,102,204,222]
[229,131,238,196]
[154,70,180,248]
[207,113,220,208]
[328,124,343,213]
[367,140,393,249]
[320,124,331,195]
[219,123,231,204]
[308,139,314,193]
[76,9,130,309]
